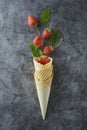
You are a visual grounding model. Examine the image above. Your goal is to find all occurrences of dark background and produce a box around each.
[0,0,87,130]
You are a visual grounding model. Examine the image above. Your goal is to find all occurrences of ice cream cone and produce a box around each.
[33,57,53,119]
[34,73,53,120]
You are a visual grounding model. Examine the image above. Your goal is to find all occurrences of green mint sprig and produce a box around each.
[40,8,51,24]
[29,44,43,57]
[49,29,61,47]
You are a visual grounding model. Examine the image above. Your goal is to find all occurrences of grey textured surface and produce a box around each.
[0,0,87,130]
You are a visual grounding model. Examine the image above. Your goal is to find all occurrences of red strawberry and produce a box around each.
[28,15,38,27]
[36,56,50,65]
[42,29,52,39]
[37,57,44,64]
[43,45,54,54]
[42,56,50,64]
[33,35,44,47]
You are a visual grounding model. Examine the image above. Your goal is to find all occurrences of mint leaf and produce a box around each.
[49,29,61,46]
[36,48,43,56]
[29,44,43,57]
[29,44,36,57]
[40,8,51,24]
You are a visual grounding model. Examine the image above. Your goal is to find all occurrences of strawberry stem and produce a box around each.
[34,26,40,35]
[54,37,63,48]
[49,22,52,29]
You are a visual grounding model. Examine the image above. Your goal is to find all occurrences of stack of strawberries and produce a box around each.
[28,8,62,64]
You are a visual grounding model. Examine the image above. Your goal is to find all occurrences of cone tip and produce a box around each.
[42,115,45,120]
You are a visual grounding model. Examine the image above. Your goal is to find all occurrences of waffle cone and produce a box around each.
[34,73,53,120]
[33,57,53,71]
[34,65,53,81]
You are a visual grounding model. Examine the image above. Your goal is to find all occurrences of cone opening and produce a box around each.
[33,57,53,66]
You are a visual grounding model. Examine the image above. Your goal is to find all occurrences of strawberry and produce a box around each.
[42,29,52,39]
[37,57,44,64]
[43,45,54,54]
[43,56,50,64]
[28,15,38,27]
[36,56,50,65]
[33,35,44,47]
